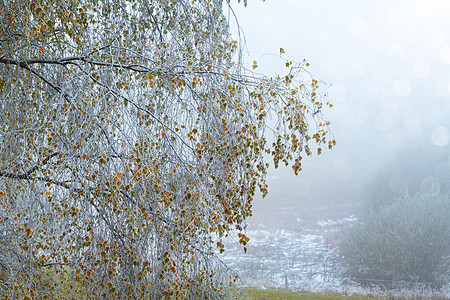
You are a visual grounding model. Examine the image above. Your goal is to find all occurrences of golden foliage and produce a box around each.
[0,0,334,298]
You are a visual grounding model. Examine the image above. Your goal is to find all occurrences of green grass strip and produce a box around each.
[246,288,384,300]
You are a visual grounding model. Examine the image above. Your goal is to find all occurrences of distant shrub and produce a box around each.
[338,192,450,289]
[363,141,450,212]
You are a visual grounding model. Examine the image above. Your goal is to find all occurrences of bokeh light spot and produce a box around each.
[403,117,422,137]
[413,60,432,78]
[431,32,447,49]
[380,93,401,111]
[431,126,449,146]
[439,45,450,64]
[420,176,440,195]
[388,45,406,58]
[436,78,450,98]
[393,78,411,96]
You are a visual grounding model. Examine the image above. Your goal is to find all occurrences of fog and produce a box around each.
[221,0,450,294]
[226,0,450,222]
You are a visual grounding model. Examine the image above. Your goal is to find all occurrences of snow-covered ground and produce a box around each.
[219,215,450,299]
[219,216,355,291]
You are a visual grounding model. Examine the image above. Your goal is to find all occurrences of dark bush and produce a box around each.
[339,192,450,288]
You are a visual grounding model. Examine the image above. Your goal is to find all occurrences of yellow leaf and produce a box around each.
[45,191,51,196]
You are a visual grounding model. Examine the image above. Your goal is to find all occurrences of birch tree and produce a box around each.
[0,0,334,298]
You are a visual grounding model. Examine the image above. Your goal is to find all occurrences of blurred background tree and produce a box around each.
[363,139,450,212]
[339,139,450,289]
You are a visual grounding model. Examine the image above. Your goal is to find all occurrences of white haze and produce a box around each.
[219,2,450,294]
[226,0,450,222]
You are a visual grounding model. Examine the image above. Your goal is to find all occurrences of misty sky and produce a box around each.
[227,0,450,216]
